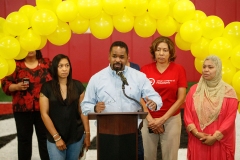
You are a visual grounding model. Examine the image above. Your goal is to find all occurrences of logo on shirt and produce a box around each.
[149,78,155,85]
[156,80,175,84]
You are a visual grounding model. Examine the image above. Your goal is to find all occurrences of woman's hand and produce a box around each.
[55,139,67,150]
[84,133,91,151]
[16,82,29,91]
[148,117,166,130]
[200,135,217,146]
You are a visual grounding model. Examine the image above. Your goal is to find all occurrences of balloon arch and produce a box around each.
[0,0,240,99]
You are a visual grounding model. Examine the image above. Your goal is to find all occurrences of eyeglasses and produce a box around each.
[58,64,70,69]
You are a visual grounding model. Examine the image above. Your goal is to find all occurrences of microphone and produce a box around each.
[117,71,129,86]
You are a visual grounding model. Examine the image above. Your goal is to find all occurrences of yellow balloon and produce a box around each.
[134,12,156,38]
[36,0,62,12]
[37,36,48,50]
[0,36,20,59]
[77,0,102,19]
[192,10,207,23]
[19,29,41,51]
[102,0,126,16]
[0,56,8,79]
[201,16,224,40]
[209,37,232,60]
[126,0,148,17]
[223,22,240,48]
[47,21,71,46]
[69,13,89,34]
[14,47,28,60]
[230,45,240,69]
[191,37,210,59]
[19,5,37,28]
[56,1,78,22]
[157,16,177,37]
[5,12,29,36]
[0,17,5,33]
[175,32,191,51]
[180,20,202,43]
[222,59,237,85]
[172,0,195,23]
[113,9,134,33]
[168,0,178,17]
[6,59,16,76]
[194,57,204,74]
[232,71,240,94]
[148,0,169,20]
[90,11,113,39]
[31,9,58,36]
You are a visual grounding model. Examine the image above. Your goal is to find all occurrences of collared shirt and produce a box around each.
[81,65,163,116]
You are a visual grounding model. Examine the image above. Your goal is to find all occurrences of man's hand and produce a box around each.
[94,102,106,113]
[145,97,157,111]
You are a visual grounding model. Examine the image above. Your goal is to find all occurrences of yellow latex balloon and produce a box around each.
[0,56,8,79]
[194,57,204,74]
[221,59,237,85]
[180,20,202,43]
[31,9,58,36]
[201,16,224,40]
[0,36,20,59]
[157,16,177,37]
[113,9,134,33]
[102,0,126,16]
[192,10,207,23]
[148,0,169,20]
[168,0,178,17]
[69,13,89,34]
[175,32,191,51]
[209,37,232,60]
[134,12,156,38]
[126,0,148,17]
[191,37,210,60]
[172,0,195,23]
[19,5,37,28]
[37,36,48,50]
[232,71,240,94]
[223,22,240,48]
[47,21,71,46]
[77,0,102,19]
[90,11,113,39]
[56,1,78,22]
[36,0,62,12]
[0,17,5,33]
[5,12,29,36]
[19,29,41,51]
[230,45,240,69]
[14,47,28,60]
[6,59,16,76]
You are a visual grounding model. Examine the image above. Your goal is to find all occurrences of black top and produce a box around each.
[41,79,85,145]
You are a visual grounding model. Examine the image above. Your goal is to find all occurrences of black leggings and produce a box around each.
[14,112,49,160]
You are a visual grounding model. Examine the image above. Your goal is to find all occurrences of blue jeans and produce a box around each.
[138,129,144,160]
[47,134,85,160]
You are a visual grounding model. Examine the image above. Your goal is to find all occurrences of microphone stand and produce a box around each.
[121,83,144,112]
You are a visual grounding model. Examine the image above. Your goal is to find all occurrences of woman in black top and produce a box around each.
[40,54,90,160]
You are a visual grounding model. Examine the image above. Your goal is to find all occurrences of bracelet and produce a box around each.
[195,132,199,136]
[54,136,62,142]
[85,132,90,134]
[52,133,59,138]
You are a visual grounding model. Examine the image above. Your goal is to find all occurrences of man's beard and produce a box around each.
[112,63,123,72]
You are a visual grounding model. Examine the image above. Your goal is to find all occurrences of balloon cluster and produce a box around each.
[0,0,240,98]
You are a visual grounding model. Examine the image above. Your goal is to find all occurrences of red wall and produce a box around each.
[1,0,240,83]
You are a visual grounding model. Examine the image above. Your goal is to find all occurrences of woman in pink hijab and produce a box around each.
[184,55,238,160]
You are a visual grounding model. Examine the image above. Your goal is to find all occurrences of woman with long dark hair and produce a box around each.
[40,54,90,160]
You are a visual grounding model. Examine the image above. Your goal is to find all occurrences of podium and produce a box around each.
[88,112,147,160]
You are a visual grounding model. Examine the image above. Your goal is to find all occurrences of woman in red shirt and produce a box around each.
[141,36,187,160]
[1,50,51,160]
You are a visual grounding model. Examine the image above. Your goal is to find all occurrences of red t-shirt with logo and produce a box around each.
[141,62,187,118]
